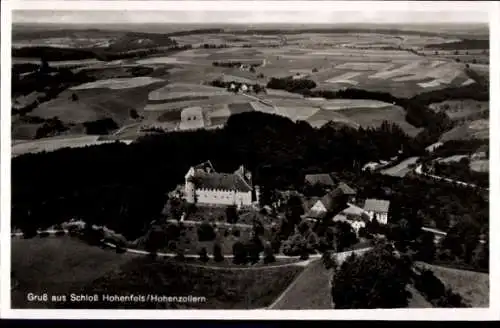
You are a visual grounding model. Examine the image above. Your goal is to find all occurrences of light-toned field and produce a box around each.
[11,236,138,308]
[380,156,420,177]
[70,77,164,90]
[416,262,489,307]
[470,159,489,173]
[438,155,469,163]
[31,81,165,124]
[12,136,132,157]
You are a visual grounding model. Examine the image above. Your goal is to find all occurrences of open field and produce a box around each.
[429,99,489,121]
[70,77,164,90]
[470,159,489,173]
[415,262,489,307]
[12,136,133,157]
[31,81,166,124]
[440,119,489,142]
[270,259,333,309]
[71,257,303,309]
[12,29,488,142]
[11,236,138,308]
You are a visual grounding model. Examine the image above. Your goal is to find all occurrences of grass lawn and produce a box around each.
[270,259,333,309]
[64,257,304,309]
[415,262,489,307]
[406,284,433,308]
[11,236,138,308]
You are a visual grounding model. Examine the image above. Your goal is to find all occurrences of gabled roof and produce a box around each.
[342,204,366,216]
[363,199,390,213]
[320,189,341,212]
[336,182,356,195]
[193,171,252,192]
[305,173,335,186]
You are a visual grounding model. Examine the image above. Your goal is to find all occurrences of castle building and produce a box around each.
[184,161,258,208]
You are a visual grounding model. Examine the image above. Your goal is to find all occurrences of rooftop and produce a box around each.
[305,173,335,186]
[192,171,252,192]
[189,160,252,192]
[336,182,357,195]
[363,198,390,213]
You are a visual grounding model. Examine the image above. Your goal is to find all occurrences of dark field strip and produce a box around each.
[147,95,210,105]
[228,102,255,115]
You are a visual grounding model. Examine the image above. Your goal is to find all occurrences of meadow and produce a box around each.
[11,236,138,308]
[416,262,489,307]
[68,257,304,309]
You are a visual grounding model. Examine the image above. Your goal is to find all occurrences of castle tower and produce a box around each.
[184,167,196,203]
[254,185,260,204]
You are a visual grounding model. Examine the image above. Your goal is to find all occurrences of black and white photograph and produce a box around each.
[1,0,498,319]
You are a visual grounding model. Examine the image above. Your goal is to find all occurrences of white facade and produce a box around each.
[184,165,253,208]
[365,211,388,225]
[194,188,252,207]
[311,200,327,213]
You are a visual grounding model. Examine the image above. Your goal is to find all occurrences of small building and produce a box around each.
[336,181,357,203]
[333,203,369,235]
[426,141,443,153]
[362,162,380,172]
[363,198,390,225]
[304,189,341,220]
[304,173,335,188]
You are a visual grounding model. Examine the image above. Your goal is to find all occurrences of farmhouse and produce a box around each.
[184,161,257,208]
[304,182,357,220]
[304,173,335,188]
[363,198,390,225]
[333,204,369,235]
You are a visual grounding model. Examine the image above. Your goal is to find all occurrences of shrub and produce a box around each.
[197,221,216,242]
[39,231,50,238]
[232,229,240,237]
[263,243,276,264]
[233,241,248,265]
[198,247,209,263]
[213,242,224,262]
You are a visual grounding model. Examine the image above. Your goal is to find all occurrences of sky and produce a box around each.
[12,1,491,25]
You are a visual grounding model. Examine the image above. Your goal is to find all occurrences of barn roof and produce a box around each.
[363,199,390,213]
[305,173,335,186]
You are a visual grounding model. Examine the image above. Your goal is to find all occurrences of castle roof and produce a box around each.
[193,171,252,192]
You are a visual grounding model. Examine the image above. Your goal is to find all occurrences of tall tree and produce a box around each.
[331,243,412,309]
